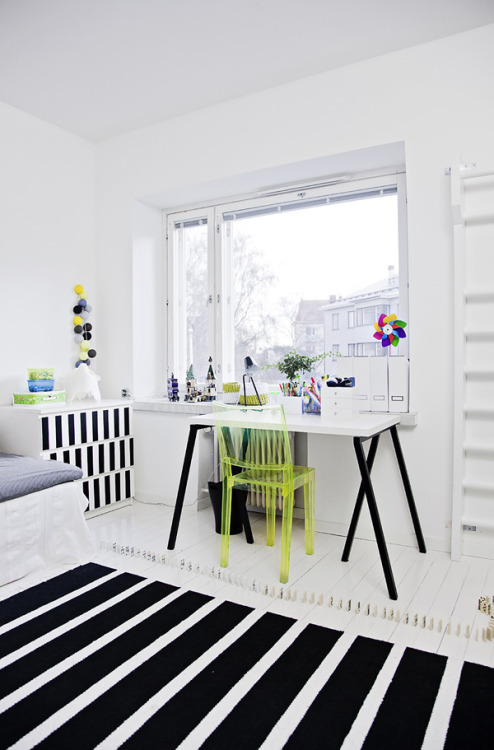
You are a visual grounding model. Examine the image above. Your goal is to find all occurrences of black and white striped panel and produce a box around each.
[0,563,485,750]
[82,469,134,512]
[47,437,134,478]
[41,405,134,513]
[40,406,132,452]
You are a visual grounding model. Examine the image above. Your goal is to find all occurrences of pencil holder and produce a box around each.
[302,386,321,414]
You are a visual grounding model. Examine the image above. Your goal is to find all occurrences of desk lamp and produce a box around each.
[243,356,262,406]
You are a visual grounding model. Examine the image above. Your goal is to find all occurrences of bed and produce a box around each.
[0,452,94,587]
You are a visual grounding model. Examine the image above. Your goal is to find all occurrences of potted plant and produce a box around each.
[264,348,334,390]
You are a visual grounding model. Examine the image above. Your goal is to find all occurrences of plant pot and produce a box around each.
[208,481,247,535]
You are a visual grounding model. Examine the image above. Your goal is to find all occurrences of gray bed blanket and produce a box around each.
[0,452,83,502]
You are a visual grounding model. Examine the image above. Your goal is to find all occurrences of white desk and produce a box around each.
[186,411,400,437]
[167,410,426,600]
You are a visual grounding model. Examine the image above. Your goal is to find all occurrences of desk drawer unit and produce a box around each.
[321,387,359,419]
[0,400,134,514]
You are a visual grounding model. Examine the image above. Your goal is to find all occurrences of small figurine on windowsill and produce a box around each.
[202,357,217,401]
[167,372,179,401]
[184,364,199,402]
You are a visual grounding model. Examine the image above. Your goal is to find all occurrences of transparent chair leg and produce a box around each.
[220,480,233,568]
[304,476,315,555]
[280,490,294,584]
[266,485,276,547]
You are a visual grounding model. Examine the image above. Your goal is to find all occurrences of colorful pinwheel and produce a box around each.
[373,313,407,348]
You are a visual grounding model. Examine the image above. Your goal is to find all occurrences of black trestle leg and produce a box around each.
[390,424,426,553]
[353,436,398,600]
[167,425,203,550]
[342,434,380,562]
[237,495,254,544]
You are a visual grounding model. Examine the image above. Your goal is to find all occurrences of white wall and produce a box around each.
[92,24,493,552]
[0,102,95,403]
[131,200,163,397]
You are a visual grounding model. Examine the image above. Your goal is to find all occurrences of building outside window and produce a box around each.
[323,270,398,357]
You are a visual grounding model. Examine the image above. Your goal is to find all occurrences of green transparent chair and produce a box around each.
[212,402,315,584]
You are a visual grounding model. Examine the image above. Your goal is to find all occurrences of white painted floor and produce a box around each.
[2,498,494,669]
[82,499,494,668]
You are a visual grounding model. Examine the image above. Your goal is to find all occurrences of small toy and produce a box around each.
[65,364,101,402]
[202,357,216,401]
[167,372,179,401]
[373,313,407,348]
[184,358,217,402]
[184,364,199,402]
[326,376,355,387]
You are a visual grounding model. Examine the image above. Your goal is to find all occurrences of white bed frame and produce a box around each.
[0,482,94,587]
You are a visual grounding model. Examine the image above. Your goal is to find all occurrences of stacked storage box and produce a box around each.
[320,385,359,419]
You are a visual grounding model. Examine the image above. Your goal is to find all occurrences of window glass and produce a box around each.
[227,192,399,381]
[180,221,210,381]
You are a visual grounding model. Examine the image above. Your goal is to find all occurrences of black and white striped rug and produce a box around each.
[0,563,491,749]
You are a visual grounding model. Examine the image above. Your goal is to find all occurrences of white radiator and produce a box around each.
[221,429,295,512]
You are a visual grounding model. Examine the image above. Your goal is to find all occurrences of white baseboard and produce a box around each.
[85,498,133,518]
[135,489,211,510]
[134,491,174,506]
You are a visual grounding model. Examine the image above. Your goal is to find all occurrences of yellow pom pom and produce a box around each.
[80,341,90,351]
[79,351,89,361]
[74,284,84,294]
[79,291,89,300]
[73,316,83,325]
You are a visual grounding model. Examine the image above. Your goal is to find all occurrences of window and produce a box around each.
[349,306,389,328]
[166,172,407,387]
[166,208,215,383]
[348,342,383,357]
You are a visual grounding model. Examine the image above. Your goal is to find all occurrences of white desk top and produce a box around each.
[191,411,400,438]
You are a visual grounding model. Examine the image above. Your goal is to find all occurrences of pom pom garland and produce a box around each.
[72,284,97,368]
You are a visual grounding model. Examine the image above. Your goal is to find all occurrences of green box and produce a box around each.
[27,368,55,380]
[13,390,66,405]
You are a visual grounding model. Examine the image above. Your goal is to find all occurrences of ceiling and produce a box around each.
[1,0,493,142]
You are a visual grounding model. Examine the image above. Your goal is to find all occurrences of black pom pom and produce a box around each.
[88,349,97,358]
[83,323,92,332]
[74,325,83,334]
[73,305,82,314]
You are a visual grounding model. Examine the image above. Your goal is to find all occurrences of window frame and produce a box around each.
[165,171,408,386]
[165,207,216,382]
